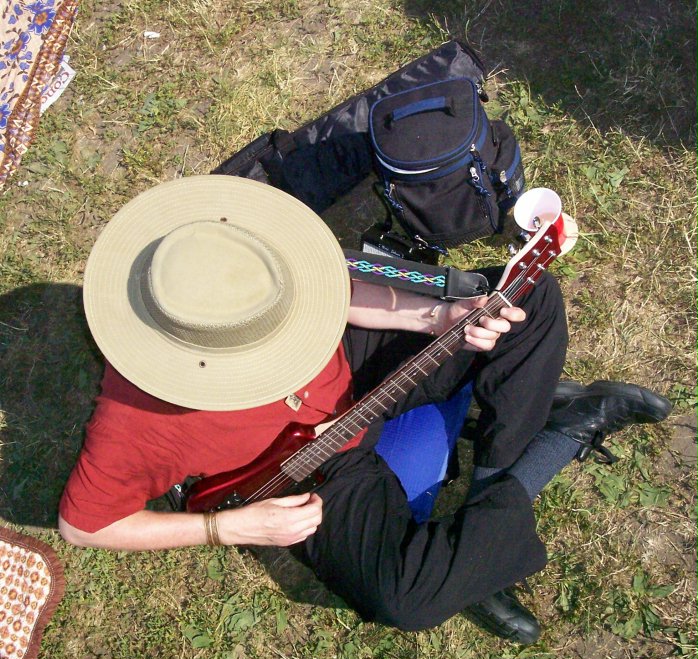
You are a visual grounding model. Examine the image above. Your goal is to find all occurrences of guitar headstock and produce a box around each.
[494,215,566,304]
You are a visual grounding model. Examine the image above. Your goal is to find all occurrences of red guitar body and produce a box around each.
[185,422,319,512]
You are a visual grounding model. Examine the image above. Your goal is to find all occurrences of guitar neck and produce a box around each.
[281,219,562,482]
[281,292,510,480]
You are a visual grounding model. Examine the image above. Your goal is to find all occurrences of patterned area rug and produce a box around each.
[0,0,79,189]
[0,527,65,659]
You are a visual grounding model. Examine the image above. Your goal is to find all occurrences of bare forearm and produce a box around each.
[59,510,211,551]
[58,492,323,551]
[347,280,443,333]
[347,279,525,351]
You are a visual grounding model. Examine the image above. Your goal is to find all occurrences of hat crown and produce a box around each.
[140,222,293,349]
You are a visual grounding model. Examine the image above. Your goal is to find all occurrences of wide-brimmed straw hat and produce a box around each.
[83,175,350,410]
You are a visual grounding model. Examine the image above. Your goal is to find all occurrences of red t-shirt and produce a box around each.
[59,344,365,533]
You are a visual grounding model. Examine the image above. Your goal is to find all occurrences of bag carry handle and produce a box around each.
[390,96,455,123]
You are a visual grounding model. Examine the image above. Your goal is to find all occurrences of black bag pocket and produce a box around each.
[388,164,500,246]
[488,119,525,215]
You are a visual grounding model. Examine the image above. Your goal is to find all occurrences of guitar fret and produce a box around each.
[315,446,333,459]
[282,460,309,479]
[351,409,372,424]
[413,362,429,375]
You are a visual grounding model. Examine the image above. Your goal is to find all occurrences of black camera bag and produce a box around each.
[369,78,524,248]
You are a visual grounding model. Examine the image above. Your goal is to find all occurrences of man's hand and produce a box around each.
[218,492,323,547]
[347,280,525,352]
[439,297,526,352]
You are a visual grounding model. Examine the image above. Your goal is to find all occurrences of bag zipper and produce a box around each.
[469,144,497,231]
[452,39,489,102]
[490,143,522,198]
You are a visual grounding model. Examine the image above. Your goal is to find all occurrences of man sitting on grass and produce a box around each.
[58,176,670,643]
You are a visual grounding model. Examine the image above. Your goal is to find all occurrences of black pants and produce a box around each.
[293,269,568,631]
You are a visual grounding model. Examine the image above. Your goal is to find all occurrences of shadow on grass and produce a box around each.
[0,283,352,608]
[0,283,102,528]
[404,0,696,147]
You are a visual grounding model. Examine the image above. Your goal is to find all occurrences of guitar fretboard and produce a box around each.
[280,225,561,483]
[281,293,512,481]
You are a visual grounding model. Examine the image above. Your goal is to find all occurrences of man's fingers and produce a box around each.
[463,323,505,351]
[476,317,512,334]
[282,500,323,543]
[463,332,498,351]
[452,304,526,353]
[269,493,323,521]
[269,492,314,507]
[500,306,526,322]
[464,306,525,341]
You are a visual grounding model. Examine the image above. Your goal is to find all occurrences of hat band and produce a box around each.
[140,273,294,348]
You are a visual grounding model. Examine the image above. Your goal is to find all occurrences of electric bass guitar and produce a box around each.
[184,213,569,513]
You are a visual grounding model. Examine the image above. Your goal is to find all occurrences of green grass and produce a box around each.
[0,0,695,657]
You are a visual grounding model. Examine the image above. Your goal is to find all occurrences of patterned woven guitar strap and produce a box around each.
[343,249,489,300]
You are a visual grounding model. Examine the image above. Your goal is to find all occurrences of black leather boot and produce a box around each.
[463,588,541,644]
[549,381,672,463]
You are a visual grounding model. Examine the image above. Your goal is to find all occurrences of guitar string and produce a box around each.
[288,297,512,460]
[242,303,508,503]
[243,253,556,504]
[245,318,498,501]
[288,305,502,467]
[241,300,501,503]
[242,250,558,504]
[288,263,540,466]
[242,263,541,504]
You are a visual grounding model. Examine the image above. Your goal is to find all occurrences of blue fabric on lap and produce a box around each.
[375,382,473,522]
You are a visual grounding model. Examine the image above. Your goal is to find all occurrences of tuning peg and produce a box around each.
[507,243,518,256]
[516,230,531,243]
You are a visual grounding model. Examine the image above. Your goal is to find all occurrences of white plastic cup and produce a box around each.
[513,188,562,231]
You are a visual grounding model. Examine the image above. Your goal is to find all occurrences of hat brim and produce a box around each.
[83,176,350,411]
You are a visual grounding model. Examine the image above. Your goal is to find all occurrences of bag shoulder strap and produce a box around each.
[344,249,489,300]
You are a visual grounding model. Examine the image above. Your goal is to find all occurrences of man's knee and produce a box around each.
[520,271,568,340]
[525,270,564,312]
[367,592,451,632]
